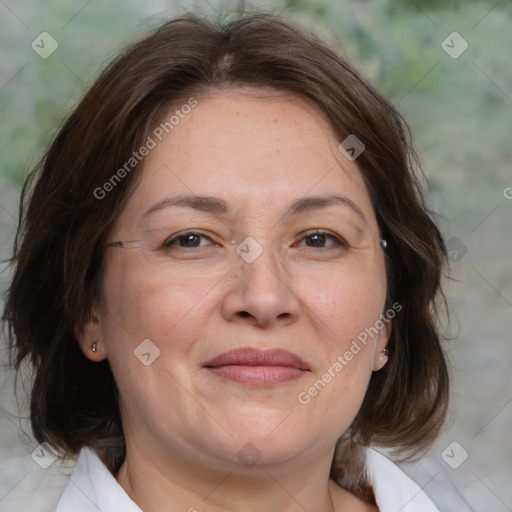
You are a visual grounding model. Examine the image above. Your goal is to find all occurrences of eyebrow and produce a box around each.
[142,194,367,223]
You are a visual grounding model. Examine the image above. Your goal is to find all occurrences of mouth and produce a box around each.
[202,347,311,386]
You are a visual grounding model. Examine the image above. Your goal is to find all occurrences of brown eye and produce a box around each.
[296,230,347,249]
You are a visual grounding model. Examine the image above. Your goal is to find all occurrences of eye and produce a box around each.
[295,230,347,249]
[163,231,217,249]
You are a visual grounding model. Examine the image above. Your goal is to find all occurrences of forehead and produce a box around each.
[119,88,377,228]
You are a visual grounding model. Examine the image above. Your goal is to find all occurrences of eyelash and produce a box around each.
[163,231,219,249]
[296,229,348,249]
[162,230,348,250]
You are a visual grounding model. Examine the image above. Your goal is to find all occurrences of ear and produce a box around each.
[74,300,107,362]
[373,316,392,371]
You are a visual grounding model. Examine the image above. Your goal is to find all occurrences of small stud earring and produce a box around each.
[380,348,389,365]
[374,348,389,371]
[90,341,97,353]
[380,239,388,249]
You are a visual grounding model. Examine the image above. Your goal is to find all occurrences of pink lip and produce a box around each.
[202,348,310,386]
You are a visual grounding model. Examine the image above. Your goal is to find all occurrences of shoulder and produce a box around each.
[56,447,141,512]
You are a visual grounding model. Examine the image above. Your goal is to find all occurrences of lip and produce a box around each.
[202,348,310,386]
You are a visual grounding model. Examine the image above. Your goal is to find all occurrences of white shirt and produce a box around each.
[56,447,440,512]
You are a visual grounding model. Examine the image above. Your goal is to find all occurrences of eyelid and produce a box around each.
[163,230,219,248]
[295,229,349,247]
[162,229,349,248]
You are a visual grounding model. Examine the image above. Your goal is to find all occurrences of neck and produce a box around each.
[115,440,349,512]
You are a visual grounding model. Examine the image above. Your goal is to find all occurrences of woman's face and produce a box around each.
[79,88,390,471]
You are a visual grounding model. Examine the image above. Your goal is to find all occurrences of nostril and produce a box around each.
[238,311,250,317]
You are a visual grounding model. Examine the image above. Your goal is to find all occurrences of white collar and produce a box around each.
[365,448,440,511]
[56,447,440,511]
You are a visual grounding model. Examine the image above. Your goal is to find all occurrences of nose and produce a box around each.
[221,244,300,329]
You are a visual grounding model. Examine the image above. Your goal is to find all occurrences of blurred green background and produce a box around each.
[1,1,511,511]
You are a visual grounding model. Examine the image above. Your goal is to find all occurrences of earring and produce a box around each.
[374,348,389,371]
[90,341,97,353]
[380,239,388,249]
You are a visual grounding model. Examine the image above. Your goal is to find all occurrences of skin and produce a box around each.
[77,87,390,512]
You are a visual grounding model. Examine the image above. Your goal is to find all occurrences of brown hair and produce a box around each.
[4,12,449,504]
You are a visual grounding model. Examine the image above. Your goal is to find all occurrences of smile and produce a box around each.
[202,347,311,386]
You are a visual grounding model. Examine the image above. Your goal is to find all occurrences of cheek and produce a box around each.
[299,262,387,347]
[98,260,227,390]
[101,259,222,340]
[293,265,385,421]
[98,265,221,437]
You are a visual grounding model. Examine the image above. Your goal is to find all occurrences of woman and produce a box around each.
[4,12,449,511]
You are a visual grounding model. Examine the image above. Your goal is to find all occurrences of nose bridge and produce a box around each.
[237,235,290,296]
[224,234,299,326]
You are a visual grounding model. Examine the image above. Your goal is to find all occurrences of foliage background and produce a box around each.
[1,0,511,510]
